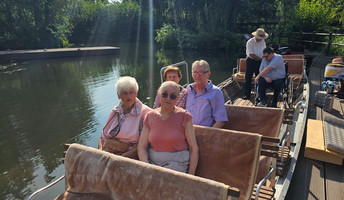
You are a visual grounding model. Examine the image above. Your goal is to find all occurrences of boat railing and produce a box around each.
[27,175,65,200]
[255,166,276,200]
[281,132,290,164]
[159,61,189,85]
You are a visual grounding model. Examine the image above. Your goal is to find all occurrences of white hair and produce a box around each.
[158,81,181,95]
[192,60,210,72]
[116,76,139,94]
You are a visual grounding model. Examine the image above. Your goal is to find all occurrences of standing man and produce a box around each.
[244,28,269,99]
[254,47,286,107]
[186,60,228,128]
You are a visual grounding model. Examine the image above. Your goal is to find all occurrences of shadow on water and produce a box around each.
[0,43,242,199]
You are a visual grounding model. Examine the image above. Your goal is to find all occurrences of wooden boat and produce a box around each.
[28,55,309,200]
[218,54,309,199]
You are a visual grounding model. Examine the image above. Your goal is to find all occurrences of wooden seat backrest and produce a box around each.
[282,54,304,60]
[194,125,262,200]
[237,56,304,75]
[238,58,246,73]
[283,59,304,75]
[57,143,234,200]
[222,105,284,138]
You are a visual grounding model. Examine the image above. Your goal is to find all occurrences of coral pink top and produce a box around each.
[144,107,193,152]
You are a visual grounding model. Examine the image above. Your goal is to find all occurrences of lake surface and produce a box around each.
[0,43,243,199]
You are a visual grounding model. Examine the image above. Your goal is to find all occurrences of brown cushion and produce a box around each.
[194,125,262,200]
[55,191,111,200]
[223,105,284,138]
[57,144,230,200]
[222,105,284,184]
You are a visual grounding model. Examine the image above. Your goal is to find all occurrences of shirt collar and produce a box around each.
[115,98,140,116]
[190,80,213,94]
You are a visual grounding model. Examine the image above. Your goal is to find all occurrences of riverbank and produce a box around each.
[0,46,120,63]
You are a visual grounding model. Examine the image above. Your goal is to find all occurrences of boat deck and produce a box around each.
[286,53,344,200]
[219,79,292,108]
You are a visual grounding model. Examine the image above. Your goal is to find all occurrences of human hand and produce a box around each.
[254,76,259,84]
[264,76,272,83]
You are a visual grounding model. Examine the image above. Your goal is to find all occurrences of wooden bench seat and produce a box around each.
[233,58,249,83]
[56,126,269,200]
[222,105,289,179]
[283,58,305,89]
[56,143,240,200]
[194,125,262,200]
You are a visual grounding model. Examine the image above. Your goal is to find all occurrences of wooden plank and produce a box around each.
[286,149,326,200]
[325,163,344,200]
[287,54,334,200]
[307,160,326,200]
[304,119,343,165]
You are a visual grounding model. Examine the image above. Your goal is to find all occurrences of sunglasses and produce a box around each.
[161,92,177,100]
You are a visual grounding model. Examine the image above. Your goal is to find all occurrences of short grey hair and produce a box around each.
[192,60,210,72]
[158,81,180,95]
[116,76,139,94]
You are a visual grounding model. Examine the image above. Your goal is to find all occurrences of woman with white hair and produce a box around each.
[99,76,151,159]
[138,81,198,174]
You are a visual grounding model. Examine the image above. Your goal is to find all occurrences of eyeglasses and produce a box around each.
[161,92,177,100]
[192,71,208,76]
[263,53,271,59]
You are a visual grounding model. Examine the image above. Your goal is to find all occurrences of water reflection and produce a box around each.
[0,45,241,199]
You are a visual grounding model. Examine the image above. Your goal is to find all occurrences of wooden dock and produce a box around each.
[286,52,344,200]
[0,46,120,62]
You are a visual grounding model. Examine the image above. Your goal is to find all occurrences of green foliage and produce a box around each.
[330,37,344,56]
[69,0,140,45]
[289,0,341,32]
[155,49,173,66]
[155,23,176,48]
[0,0,73,50]
[1,0,343,52]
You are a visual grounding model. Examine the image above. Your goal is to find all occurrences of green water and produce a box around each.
[0,44,242,199]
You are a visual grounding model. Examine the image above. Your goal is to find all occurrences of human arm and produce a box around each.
[210,89,228,127]
[98,137,104,149]
[212,121,225,128]
[248,53,262,61]
[137,125,150,163]
[254,66,274,84]
[122,146,138,159]
[184,120,198,175]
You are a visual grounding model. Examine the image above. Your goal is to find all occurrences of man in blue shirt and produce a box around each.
[254,47,286,107]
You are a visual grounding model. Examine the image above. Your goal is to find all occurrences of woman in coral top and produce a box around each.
[138,81,198,175]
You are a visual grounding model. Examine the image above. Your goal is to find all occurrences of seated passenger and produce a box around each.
[99,76,151,159]
[185,60,228,128]
[138,81,198,174]
[254,47,286,107]
[153,66,188,109]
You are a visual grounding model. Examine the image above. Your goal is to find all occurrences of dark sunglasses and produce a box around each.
[161,92,177,100]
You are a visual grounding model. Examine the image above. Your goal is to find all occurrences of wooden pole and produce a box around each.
[311,31,315,50]
[326,32,333,55]
[278,31,282,45]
